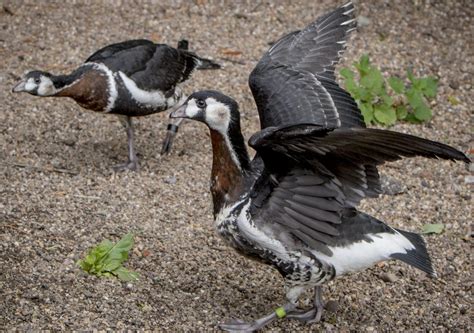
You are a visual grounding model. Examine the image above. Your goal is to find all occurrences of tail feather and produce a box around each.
[391,229,437,278]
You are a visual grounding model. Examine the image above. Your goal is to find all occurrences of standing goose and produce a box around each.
[170,2,469,331]
[12,39,220,171]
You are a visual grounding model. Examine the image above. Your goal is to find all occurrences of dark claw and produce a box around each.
[112,160,139,172]
[219,319,257,333]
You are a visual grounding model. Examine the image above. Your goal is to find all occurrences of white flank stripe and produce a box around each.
[119,71,167,109]
[312,231,414,276]
[235,201,291,260]
[84,62,118,112]
[215,199,291,261]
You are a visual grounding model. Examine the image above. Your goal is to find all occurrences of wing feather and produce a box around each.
[249,2,364,129]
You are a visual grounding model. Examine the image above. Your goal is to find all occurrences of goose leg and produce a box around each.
[219,302,297,333]
[219,285,314,332]
[161,117,184,155]
[286,286,324,323]
[113,115,139,171]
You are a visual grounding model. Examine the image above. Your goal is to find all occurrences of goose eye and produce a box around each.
[196,99,206,108]
[34,78,41,84]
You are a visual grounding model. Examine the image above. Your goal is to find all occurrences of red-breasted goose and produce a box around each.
[12,39,220,171]
[170,2,469,331]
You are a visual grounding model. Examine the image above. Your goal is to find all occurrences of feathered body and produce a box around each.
[12,39,220,170]
[171,2,468,331]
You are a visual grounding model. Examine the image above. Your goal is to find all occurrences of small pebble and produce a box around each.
[164,176,177,184]
[357,15,371,27]
[380,273,399,283]
[464,176,474,185]
[325,300,339,313]
[449,81,460,90]
[381,175,406,195]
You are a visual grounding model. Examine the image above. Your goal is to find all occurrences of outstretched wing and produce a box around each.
[249,125,468,253]
[249,2,364,129]
[86,40,202,92]
[250,124,469,206]
[250,125,469,165]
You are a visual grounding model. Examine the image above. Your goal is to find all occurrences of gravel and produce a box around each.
[0,1,472,331]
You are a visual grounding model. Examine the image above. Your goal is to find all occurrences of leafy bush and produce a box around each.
[77,233,139,281]
[340,54,438,126]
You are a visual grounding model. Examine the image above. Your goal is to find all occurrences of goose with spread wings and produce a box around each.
[170,2,469,331]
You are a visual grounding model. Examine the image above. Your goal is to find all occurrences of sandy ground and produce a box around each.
[0,0,472,331]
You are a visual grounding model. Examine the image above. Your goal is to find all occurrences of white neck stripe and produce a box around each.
[83,62,118,112]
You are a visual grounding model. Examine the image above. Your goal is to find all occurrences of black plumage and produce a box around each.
[170,2,469,331]
[249,3,363,129]
[87,39,217,96]
[12,39,220,171]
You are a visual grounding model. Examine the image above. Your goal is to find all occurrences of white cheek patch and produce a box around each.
[184,99,200,118]
[24,78,37,92]
[36,76,56,96]
[204,98,231,134]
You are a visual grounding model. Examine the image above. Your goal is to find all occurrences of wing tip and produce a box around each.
[341,1,355,16]
[340,1,357,29]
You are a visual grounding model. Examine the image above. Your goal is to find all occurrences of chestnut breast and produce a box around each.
[57,70,109,112]
[210,130,245,216]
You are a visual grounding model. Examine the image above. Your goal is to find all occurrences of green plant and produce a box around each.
[421,223,444,235]
[340,54,438,126]
[77,233,139,281]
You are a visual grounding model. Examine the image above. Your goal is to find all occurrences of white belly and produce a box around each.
[311,231,414,276]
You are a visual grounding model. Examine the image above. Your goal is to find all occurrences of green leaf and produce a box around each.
[388,77,405,94]
[405,113,422,123]
[360,67,384,93]
[357,86,372,102]
[96,233,133,264]
[343,77,359,96]
[419,77,437,98]
[77,239,114,273]
[380,92,393,106]
[406,89,424,109]
[359,103,374,125]
[113,267,139,281]
[340,67,355,79]
[373,104,396,125]
[413,103,432,121]
[354,54,370,75]
[77,233,138,281]
[396,105,408,120]
[421,223,444,234]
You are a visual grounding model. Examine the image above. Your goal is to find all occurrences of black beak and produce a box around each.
[169,103,188,119]
[12,80,26,93]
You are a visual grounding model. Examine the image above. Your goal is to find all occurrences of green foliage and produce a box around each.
[340,54,438,126]
[421,223,445,235]
[77,233,139,281]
